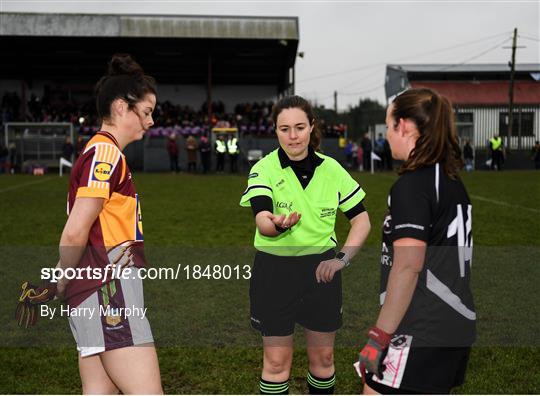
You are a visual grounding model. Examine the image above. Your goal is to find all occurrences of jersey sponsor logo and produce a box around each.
[248,172,259,179]
[276,201,293,212]
[275,179,285,188]
[320,207,336,218]
[105,312,122,327]
[92,162,113,181]
[395,223,424,231]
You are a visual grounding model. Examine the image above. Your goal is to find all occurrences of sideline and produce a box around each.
[0,177,55,194]
[470,194,540,214]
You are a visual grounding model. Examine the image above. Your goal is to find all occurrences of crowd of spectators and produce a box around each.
[1,92,346,138]
[2,92,98,126]
[1,92,22,122]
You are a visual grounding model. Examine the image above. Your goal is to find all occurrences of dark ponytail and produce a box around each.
[95,53,157,122]
[271,95,322,151]
[392,88,463,179]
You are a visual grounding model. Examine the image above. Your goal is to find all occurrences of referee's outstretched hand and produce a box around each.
[315,259,345,283]
[269,211,301,229]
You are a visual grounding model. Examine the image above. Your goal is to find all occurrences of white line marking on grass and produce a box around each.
[470,194,540,214]
[0,177,54,193]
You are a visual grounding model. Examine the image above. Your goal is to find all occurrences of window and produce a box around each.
[456,112,474,142]
[456,113,473,123]
[499,111,534,137]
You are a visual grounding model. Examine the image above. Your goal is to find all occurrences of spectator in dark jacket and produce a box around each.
[360,133,372,172]
[186,135,199,173]
[167,134,179,173]
[463,139,474,172]
[0,144,8,174]
[383,138,393,171]
[199,135,211,174]
[532,140,540,170]
[374,133,386,170]
[61,137,74,163]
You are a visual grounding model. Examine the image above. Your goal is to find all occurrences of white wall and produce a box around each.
[457,106,540,149]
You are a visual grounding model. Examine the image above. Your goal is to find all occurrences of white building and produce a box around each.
[385,64,540,150]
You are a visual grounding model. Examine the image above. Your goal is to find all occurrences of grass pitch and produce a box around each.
[0,170,538,394]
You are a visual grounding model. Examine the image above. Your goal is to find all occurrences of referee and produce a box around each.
[240,95,371,394]
[358,88,476,394]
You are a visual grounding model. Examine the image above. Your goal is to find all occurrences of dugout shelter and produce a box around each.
[1,12,300,171]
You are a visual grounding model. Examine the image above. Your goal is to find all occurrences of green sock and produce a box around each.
[259,378,289,394]
[306,371,335,394]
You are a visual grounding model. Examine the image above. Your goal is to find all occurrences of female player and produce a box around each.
[20,54,163,394]
[240,95,371,394]
[358,88,475,394]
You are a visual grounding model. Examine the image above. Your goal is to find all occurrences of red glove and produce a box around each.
[358,326,392,381]
[15,281,57,328]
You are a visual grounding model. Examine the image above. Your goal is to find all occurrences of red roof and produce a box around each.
[409,81,540,106]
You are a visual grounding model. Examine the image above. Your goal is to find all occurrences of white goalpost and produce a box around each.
[59,157,73,177]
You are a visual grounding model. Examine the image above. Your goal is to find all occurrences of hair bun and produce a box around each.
[107,53,144,76]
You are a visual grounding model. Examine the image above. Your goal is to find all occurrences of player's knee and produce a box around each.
[264,355,292,377]
[309,349,334,369]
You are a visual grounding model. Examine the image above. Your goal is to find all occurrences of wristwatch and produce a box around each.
[335,251,350,267]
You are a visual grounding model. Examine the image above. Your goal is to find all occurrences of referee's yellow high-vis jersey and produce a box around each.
[240,148,366,256]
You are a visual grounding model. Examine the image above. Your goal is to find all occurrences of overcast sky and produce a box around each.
[2,0,539,110]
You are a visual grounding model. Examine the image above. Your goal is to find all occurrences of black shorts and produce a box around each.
[365,335,471,394]
[249,249,342,336]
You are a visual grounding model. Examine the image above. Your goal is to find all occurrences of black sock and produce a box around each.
[306,371,335,394]
[259,377,289,394]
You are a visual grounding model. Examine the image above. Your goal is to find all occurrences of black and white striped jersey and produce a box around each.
[380,163,476,347]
